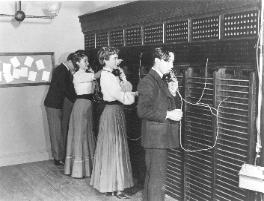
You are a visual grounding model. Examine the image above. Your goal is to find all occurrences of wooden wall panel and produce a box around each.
[166,67,185,200]
[213,69,256,201]
[183,68,215,201]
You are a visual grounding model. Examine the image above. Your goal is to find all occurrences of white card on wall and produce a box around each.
[13,68,20,79]
[3,63,11,74]
[42,71,50,81]
[10,57,20,68]
[28,71,37,81]
[36,59,45,70]
[24,56,34,67]
[20,67,28,77]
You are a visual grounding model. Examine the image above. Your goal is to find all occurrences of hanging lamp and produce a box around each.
[0,1,61,22]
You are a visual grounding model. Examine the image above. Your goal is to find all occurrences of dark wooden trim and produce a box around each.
[0,82,50,88]
[212,69,222,201]
[259,0,264,168]
[245,71,257,201]
[248,72,257,164]
[79,1,258,33]
[183,67,193,200]
[0,52,54,56]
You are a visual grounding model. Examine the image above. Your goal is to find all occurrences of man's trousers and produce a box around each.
[143,148,168,201]
[45,98,73,161]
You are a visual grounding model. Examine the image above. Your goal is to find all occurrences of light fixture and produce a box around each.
[0,1,61,22]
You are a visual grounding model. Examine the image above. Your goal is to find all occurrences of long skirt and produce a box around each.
[64,99,95,178]
[90,104,134,193]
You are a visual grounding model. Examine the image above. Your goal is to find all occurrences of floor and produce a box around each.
[0,160,143,201]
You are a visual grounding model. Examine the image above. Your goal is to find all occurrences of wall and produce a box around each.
[0,2,85,64]
[0,1,130,166]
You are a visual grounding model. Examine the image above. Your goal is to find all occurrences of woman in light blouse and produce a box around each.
[64,50,101,178]
[90,47,137,199]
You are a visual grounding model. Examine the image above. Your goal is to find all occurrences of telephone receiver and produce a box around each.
[85,69,92,73]
[112,68,123,81]
[85,65,93,73]
[162,73,172,82]
[112,68,121,76]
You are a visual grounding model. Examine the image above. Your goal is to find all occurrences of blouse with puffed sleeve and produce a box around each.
[73,69,95,95]
[100,67,135,105]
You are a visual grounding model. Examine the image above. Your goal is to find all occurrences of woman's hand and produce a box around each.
[132,91,138,96]
[117,59,123,66]
[94,70,102,79]
[118,67,127,81]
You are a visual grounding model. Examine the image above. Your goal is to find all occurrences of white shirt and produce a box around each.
[73,70,95,95]
[62,62,70,71]
[100,67,135,105]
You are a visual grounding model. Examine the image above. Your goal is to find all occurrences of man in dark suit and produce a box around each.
[44,53,76,166]
[137,47,183,201]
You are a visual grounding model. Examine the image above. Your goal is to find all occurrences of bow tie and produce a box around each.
[85,69,93,73]
[103,68,123,81]
[112,69,121,77]
[102,68,121,76]
[162,73,172,83]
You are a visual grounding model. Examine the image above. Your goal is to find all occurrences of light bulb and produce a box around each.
[46,2,61,16]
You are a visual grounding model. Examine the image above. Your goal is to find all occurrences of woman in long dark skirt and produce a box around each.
[64,50,101,178]
[90,47,137,199]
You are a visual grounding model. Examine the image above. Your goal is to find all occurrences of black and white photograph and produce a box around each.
[0,0,263,200]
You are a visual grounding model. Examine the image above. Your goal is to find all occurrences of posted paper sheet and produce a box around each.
[24,56,34,67]
[20,67,28,77]
[36,59,45,70]
[42,71,50,81]
[3,63,11,74]
[28,71,37,81]
[10,57,20,68]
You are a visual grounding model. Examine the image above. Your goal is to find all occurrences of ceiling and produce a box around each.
[61,1,138,15]
[0,1,138,17]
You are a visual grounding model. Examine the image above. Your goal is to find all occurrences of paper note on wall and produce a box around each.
[4,73,14,83]
[24,56,34,67]
[28,71,37,81]
[42,71,50,81]
[13,68,20,79]
[10,57,20,68]
[3,63,11,74]
[20,67,28,77]
[36,59,45,70]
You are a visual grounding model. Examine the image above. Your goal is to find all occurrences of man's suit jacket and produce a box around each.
[137,69,181,149]
[44,63,76,109]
